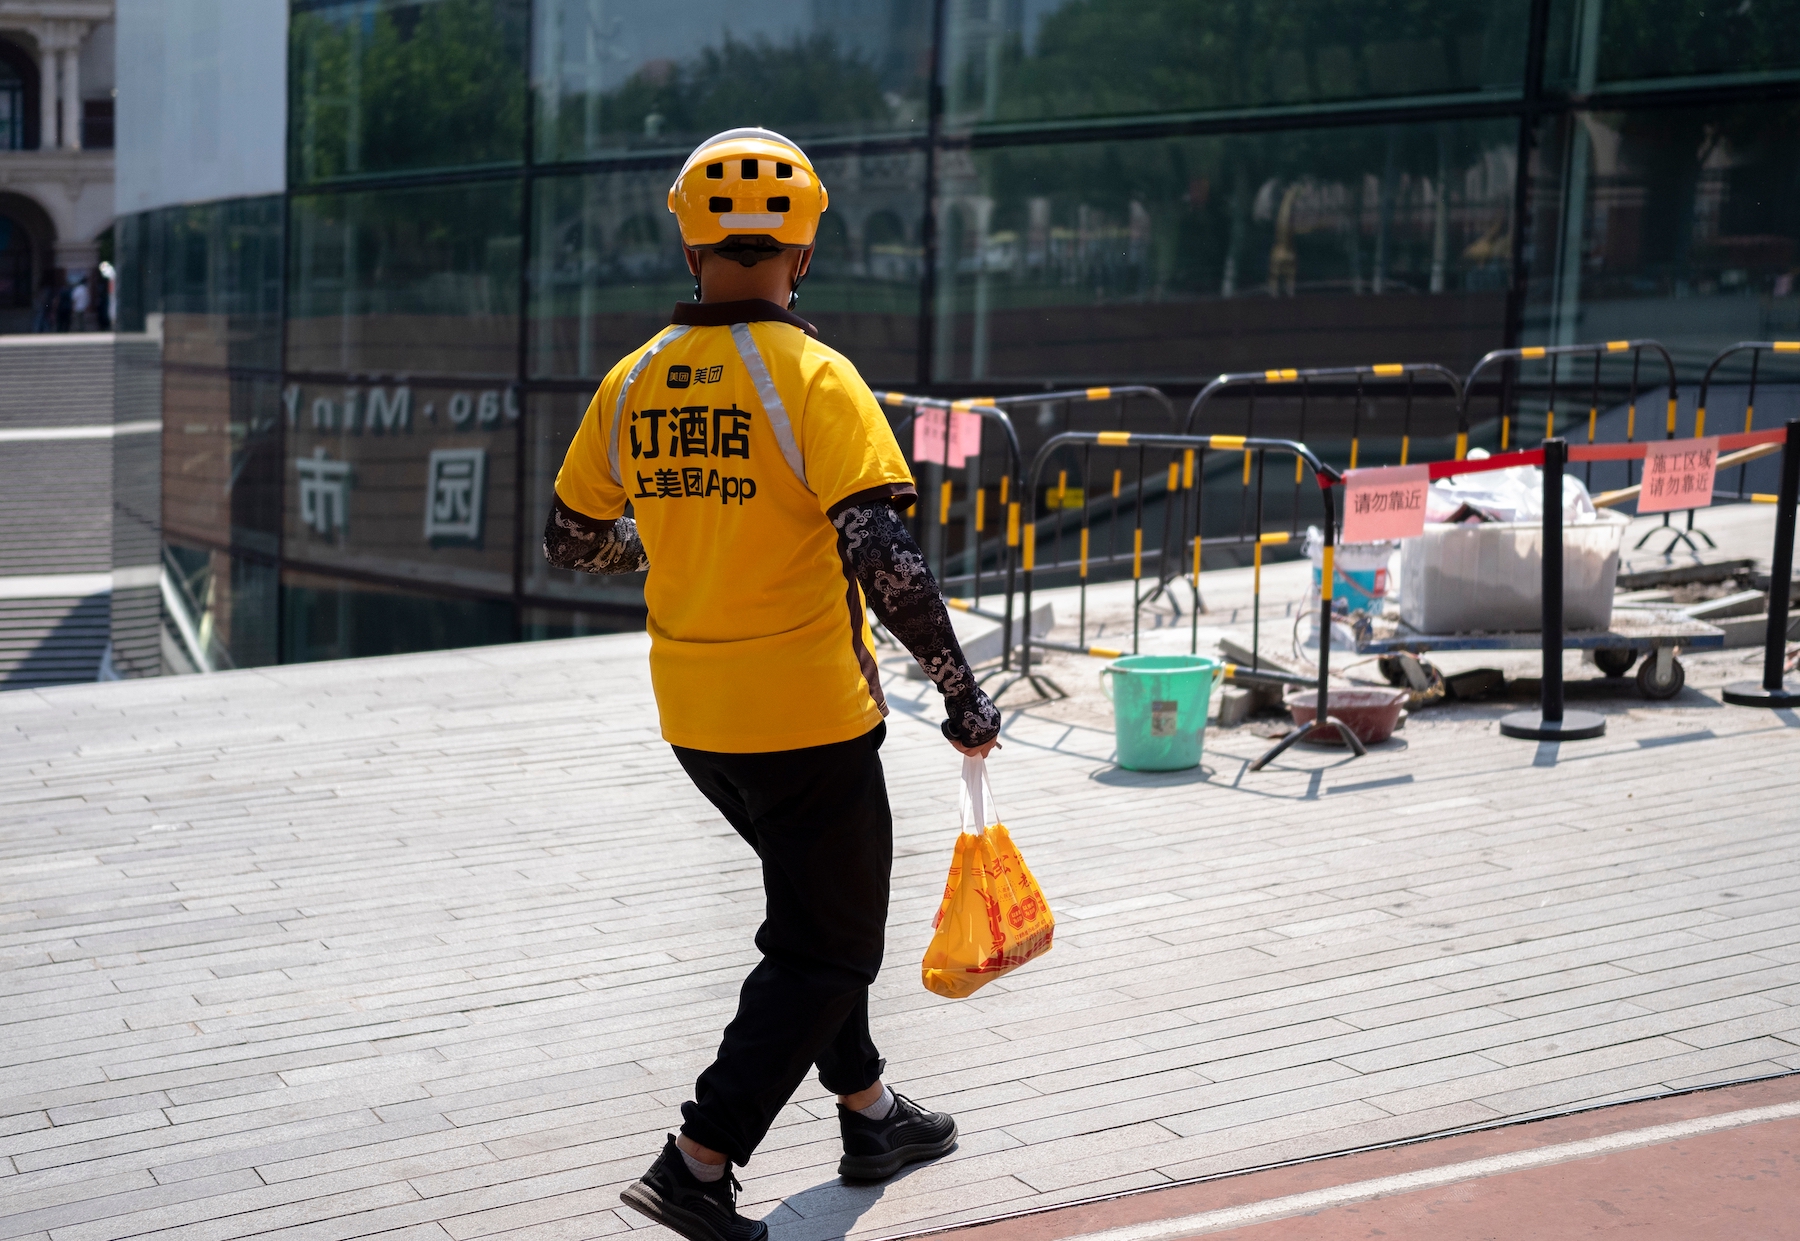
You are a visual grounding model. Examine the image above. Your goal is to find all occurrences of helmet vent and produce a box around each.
[767,196,790,212]
[741,158,758,178]
[709,197,732,212]
[705,163,724,179]
[775,162,793,179]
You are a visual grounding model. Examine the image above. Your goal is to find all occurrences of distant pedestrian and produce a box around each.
[54,279,73,332]
[71,276,91,331]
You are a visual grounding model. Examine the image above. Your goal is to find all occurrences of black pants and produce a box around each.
[671,722,892,1166]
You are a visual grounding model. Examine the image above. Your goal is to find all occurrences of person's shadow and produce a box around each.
[767,1161,939,1240]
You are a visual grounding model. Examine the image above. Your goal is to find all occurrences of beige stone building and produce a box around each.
[0,0,113,333]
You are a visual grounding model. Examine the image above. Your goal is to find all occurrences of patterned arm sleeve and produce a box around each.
[543,495,648,574]
[832,500,1001,747]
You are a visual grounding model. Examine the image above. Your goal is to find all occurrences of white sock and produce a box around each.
[680,1148,726,1182]
[854,1085,896,1120]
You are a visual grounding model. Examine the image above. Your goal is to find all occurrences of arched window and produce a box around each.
[0,57,21,150]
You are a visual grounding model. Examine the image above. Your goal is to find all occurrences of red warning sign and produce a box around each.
[1638,437,1718,514]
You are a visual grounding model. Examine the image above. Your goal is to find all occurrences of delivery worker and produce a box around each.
[544,128,1002,1241]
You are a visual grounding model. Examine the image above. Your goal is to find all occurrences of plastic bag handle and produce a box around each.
[960,754,999,835]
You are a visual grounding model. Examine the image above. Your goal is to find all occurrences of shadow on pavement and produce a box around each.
[773,1157,940,1240]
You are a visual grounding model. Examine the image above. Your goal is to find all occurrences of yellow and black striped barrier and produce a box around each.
[877,392,1028,672]
[1182,362,1461,516]
[1460,340,1676,465]
[1697,341,1800,509]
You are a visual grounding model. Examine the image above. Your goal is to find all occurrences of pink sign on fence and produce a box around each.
[913,406,983,466]
[1341,464,1429,543]
[1638,436,1718,514]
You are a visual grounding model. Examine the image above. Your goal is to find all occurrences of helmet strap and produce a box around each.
[788,247,813,308]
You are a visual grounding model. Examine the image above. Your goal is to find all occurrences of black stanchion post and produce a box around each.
[1249,451,1364,771]
[1724,417,1800,707]
[1501,437,1606,740]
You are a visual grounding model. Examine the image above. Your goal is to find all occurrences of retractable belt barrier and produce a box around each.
[1330,423,1798,736]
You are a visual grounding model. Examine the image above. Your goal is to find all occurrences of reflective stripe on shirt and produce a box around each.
[730,322,809,491]
[608,325,692,486]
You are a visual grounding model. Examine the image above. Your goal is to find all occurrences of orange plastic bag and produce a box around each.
[921,756,1054,999]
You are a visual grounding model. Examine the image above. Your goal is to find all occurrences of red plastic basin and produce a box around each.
[1285,687,1410,745]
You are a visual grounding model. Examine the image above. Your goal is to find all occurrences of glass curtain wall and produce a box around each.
[112,0,1800,664]
[115,197,285,671]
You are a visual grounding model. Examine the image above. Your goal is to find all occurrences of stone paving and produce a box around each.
[3,505,1799,1241]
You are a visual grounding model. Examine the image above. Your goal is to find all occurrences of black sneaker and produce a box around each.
[837,1091,958,1182]
[620,1135,767,1241]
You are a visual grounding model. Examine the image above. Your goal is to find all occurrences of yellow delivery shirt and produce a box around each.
[554,301,916,753]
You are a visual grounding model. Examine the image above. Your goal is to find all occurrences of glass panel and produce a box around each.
[162,369,286,557]
[290,0,528,184]
[527,153,922,382]
[532,0,930,163]
[1526,102,1800,373]
[526,166,676,380]
[932,118,1518,383]
[164,544,281,670]
[941,0,1529,131]
[282,377,519,599]
[288,181,522,378]
[521,605,647,640]
[281,568,516,662]
[1545,0,1800,91]
[113,197,285,371]
[519,390,648,612]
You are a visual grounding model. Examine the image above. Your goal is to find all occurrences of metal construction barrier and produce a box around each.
[1723,418,1800,709]
[1012,428,1363,771]
[1458,339,1677,464]
[882,385,1179,663]
[877,394,1025,672]
[1456,339,1705,552]
[1168,363,1464,613]
[1182,362,1465,464]
[1696,341,1800,502]
[867,345,1794,735]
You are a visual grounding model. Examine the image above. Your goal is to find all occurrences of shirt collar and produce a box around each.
[670,298,818,337]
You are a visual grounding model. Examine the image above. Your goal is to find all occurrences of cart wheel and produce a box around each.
[1595,648,1637,679]
[1377,655,1409,687]
[1636,652,1685,700]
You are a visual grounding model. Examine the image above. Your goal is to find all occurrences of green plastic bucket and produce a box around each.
[1100,654,1219,772]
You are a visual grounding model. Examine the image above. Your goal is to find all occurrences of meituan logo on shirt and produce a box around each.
[667,364,724,389]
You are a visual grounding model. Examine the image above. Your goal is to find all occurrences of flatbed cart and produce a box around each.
[1355,607,1726,701]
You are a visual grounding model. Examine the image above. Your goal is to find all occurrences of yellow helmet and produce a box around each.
[667,127,829,254]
